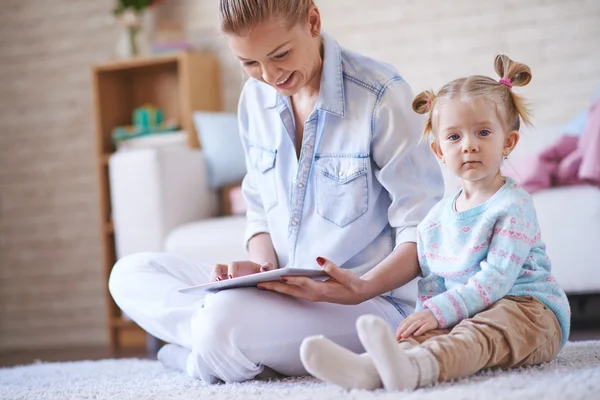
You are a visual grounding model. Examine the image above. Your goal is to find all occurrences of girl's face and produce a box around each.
[225,8,323,97]
[430,98,519,186]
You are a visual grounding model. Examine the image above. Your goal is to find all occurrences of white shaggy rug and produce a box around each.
[2,341,599,400]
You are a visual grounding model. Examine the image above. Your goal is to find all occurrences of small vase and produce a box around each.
[127,26,141,57]
[114,9,154,59]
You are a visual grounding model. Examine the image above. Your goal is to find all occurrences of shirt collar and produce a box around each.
[265,32,345,117]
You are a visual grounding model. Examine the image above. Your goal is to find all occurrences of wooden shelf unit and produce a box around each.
[91,52,221,353]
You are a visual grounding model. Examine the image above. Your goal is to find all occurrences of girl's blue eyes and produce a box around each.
[242,51,289,67]
[447,130,491,141]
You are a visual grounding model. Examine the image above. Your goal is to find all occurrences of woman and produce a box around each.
[109,0,443,384]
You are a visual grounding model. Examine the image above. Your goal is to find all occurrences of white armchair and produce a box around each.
[108,147,247,266]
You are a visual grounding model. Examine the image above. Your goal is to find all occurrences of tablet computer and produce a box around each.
[178,267,329,295]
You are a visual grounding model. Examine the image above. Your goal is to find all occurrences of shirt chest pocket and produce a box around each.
[248,145,278,211]
[314,156,369,227]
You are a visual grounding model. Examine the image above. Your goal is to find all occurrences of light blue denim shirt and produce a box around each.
[238,33,444,307]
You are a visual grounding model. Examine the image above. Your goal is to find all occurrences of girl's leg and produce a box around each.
[357,297,561,391]
[356,315,440,391]
[420,297,561,382]
[299,319,447,389]
[300,336,382,390]
[187,288,406,384]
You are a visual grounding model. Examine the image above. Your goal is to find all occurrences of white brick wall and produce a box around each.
[0,0,598,351]
[0,0,117,350]
[166,0,600,124]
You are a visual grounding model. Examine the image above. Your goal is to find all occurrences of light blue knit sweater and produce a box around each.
[416,178,571,348]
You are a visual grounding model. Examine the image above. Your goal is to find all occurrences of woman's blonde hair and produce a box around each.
[413,55,533,139]
[219,0,314,34]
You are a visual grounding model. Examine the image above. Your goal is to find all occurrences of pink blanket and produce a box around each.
[517,100,600,193]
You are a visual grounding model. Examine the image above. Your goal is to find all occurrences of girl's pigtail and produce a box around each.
[412,90,436,138]
[494,54,533,127]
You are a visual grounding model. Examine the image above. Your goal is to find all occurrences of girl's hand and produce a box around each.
[211,261,275,281]
[257,257,368,305]
[396,309,439,339]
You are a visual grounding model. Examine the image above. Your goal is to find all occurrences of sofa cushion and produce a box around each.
[165,215,247,266]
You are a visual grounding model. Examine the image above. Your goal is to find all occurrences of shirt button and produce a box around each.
[297,182,304,188]
[291,220,298,226]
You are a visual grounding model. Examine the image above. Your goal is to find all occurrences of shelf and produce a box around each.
[104,220,114,234]
[100,154,111,166]
[111,318,140,330]
[93,50,221,352]
[93,53,180,73]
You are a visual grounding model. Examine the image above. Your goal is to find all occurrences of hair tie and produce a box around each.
[499,77,513,88]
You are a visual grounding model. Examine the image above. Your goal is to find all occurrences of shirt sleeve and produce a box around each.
[423,204,538,328]
[238,85,270,250]
[371,79,444,246]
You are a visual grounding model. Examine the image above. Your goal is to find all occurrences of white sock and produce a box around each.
[356,315,439,391]
[157,344,191,372]
[300,335,382,390]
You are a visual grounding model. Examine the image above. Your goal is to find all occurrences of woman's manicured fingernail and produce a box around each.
[216,277,221,281]
[316,257,325,266]
[280,278,288,283]
[228,274,233,279]
[257,285,264,290]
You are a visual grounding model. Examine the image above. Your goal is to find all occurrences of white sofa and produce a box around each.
[109,125,600,295]
[109,147,247,266]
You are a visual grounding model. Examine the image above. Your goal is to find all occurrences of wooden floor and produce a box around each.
[2,295,599,368]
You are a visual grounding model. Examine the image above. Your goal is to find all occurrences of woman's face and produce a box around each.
[225,8,322,96]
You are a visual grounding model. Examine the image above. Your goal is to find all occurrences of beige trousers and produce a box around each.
[400,296,562,382]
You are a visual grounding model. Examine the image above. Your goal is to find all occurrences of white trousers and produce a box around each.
[108,252,408,383]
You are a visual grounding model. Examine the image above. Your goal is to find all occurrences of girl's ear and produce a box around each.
[430,140,445,163]
[503,130,520,157]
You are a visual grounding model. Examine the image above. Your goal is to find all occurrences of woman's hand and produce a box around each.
[256,257,368,305]
[211,261,275,281]
[395,309,439,339]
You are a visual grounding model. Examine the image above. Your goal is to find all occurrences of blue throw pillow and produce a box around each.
[193,111,247,189]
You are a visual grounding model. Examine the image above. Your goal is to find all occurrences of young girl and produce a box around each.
[299,54,571,391]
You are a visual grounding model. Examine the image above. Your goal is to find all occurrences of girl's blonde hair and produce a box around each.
[219,0,314,34]
[413,55,533,138]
